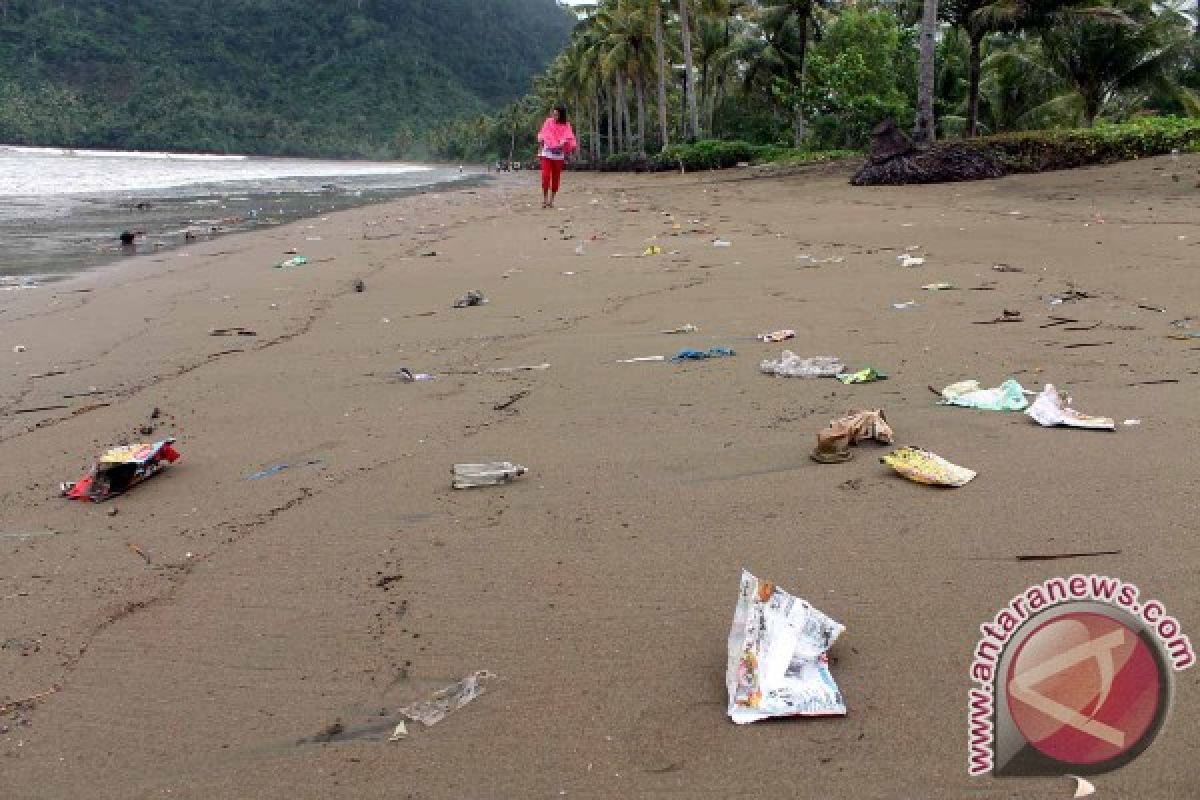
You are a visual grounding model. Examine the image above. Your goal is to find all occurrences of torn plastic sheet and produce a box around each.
[940,379,1029,411]
[727,570,846,725]
[760,352,843,378]
[399,670,496,727]
[1026,384,1115,431]
[62,439,181,502]
[836,367,887,384]
[881,446,976,487]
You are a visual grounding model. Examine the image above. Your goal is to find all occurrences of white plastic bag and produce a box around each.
[727,570,846,724]
[759,351,843,378]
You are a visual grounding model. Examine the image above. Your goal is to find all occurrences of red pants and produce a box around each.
[540,157,564,193]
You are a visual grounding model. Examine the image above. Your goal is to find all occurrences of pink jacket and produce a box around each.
[538,117,577,155]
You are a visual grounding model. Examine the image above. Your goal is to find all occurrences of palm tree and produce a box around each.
[679,0,701,140]
[916,0,939,145]
[1037,0,1192,125]
[654,0,671,149]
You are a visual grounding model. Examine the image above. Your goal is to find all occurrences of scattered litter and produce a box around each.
[974,310,1022,324]
[712,239,732,248]
[1136,303,1166,313]
[12,345,26,353]
[452,290,487,308]
[127,543,150,564]
[353,279,366,293]
[493,390,529,411]
[760,352,843,378]
[992,264,1024,273]
[660,324,698,334]
[812,410,894,464]
[1070,775,1097,798]
[209,327,257,337]
[62,440,181,502]
[1061,341,1112,349]
[561,271,576,276]
[921,282,956,291]
[756,329,795,343]
[1167,332,1200,340]
[836,367,887,385]
[452,463,526,489]
[395,368,435,383]
[245,460,324,481]
[881,447,976,487]
[574,244,585,255]
[727,570,846,724]
[387,721,408,742]
[399,670,495,727]
[1026,384,1115,430]
[421,250,438,257]
[29,370,66,379]
[940,379,1030,411]
[486,363,550,374]
[898,255,925,268]
[892,301,919,310]
[643,245,663,256]
[1123,419,1141,426]
[671,347,735,362]
[617,356,666,363]
[1017,550,1121,562]
[274,256,309,269]
[0,688,59,715]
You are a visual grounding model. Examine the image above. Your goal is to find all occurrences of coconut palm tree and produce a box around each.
[916,0,939,145]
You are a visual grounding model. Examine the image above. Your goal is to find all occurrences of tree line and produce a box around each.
[429,0,1199,162]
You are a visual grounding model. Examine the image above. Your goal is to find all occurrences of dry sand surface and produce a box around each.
[1,157,1198,799]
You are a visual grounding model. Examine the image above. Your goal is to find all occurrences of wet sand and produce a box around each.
[1,157,1198,799]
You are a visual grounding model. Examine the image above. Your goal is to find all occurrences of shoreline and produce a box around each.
[2,156,1198,798]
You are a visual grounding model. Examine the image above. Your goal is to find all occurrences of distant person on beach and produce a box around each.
[537,104,577,209]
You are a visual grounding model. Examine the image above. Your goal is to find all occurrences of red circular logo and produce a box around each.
[1006,612,1164,766]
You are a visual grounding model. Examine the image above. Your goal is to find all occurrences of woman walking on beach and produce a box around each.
[538,105,576,208]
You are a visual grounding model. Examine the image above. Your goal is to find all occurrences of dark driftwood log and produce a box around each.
[852,141,1008,186]
[868,119,915,164]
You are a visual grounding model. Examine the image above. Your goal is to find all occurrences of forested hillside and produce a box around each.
[0,0,574,156]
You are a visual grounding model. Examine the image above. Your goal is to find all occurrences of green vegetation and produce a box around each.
[430,0,1199,172]
[971,116,1200,171]
[0,0,574,157]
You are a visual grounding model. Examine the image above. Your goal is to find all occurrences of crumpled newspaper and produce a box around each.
[940,379,1029,411]
[760,351,843,378]
[727,571,846,725]
[1026,384,1115,430]
[881,446,976,487]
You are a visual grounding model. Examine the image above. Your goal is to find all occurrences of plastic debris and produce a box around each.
[836,367,888,384]
[387,721,408,742]
[245,459,323,481]
[898,255,925,268]
[399,670,495,727]
[713,239,732,248]
[485,363,550,374]
[642,245,663,256]
[453,290,488,308]
[756,329,796,343]
[660,324,699,334]
[1071,775,1097,798]
[1026,384,1115,431]
[1123,419,1141,426]
[812,410,893,463]
[617,355,666,363]
[275,256,309,269]
[62,440,181,502]
[940,379,1030,411]
[395,368,435,382]
[892,300,919,310]
[921,282,957,291]
[727,570,846,724]
[881,447,976,487]
[760,352,843,378]
[452,462,526,489]
[12,345,26,353]
[671,347,735,362]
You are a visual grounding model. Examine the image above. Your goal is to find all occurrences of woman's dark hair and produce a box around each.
[554,104,568,124]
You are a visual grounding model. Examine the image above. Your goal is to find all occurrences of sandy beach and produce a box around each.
[2,157,1198,798]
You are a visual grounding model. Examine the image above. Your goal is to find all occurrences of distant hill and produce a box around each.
[0,0,574,157]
